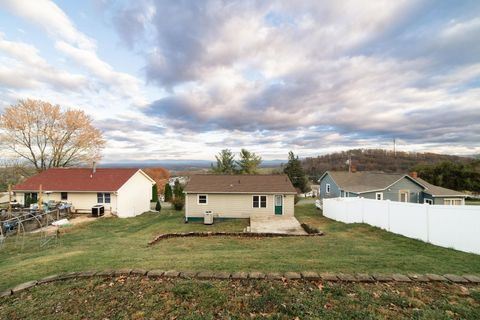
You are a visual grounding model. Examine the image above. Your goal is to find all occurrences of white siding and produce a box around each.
[185,193,295,219]
[116,170,154,218]
[14,191,118,214]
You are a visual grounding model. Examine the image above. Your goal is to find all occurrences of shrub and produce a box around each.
[155,201,161,211]
[164,184,173,202]
[294,195,300,204]
[151,184,159,202]
[172,197,185,211]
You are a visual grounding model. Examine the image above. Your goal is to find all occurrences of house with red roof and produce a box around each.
[12,167,156,218]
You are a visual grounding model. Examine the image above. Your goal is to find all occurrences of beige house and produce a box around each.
[184,175,297,222]
[12,167,155,218]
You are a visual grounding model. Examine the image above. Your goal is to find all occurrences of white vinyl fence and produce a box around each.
[323,197,480,255]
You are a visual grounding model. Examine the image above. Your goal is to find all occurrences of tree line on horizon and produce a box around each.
[211,149,308,192]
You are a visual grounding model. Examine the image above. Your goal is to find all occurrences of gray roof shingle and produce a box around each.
[184,175,297,194]
[324,171,465,197]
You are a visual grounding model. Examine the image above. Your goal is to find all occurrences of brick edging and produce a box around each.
[2,271,479,298]
[148,231,324,245]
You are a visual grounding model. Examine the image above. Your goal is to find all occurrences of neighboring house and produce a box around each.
[184,175,297,222]
[12,168,155,218]
[318,171,466,205]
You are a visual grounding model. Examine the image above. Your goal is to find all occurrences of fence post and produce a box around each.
[361,197,365,223]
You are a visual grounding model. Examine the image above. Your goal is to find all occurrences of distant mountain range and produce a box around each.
[100,159,285,170]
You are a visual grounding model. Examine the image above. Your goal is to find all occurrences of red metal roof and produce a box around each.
[12,168,140,192]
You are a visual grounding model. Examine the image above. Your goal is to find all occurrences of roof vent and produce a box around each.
[238,179,241,184]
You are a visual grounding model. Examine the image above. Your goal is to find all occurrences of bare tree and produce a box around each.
[0,99,105,171]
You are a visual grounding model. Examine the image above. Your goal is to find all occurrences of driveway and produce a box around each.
[249,215,307,235]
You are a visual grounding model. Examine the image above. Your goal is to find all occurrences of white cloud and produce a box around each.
[0,33,86,90]
[1,0,148,107]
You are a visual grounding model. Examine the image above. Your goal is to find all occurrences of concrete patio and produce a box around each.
[249,215,307,235]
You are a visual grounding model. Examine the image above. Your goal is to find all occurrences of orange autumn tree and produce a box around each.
[0,99,105,172]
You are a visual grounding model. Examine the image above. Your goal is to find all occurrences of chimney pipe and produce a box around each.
[92,161,96,174]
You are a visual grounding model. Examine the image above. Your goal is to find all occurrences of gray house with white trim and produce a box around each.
[319,171,466,205]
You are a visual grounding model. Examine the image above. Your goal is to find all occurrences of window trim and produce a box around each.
[97,192,111,204]
[444,198,462,206]
[399,190,409,202]
[197,194,208,205]
[252,195,267,208]
[375,192,383,200]
[326,183,331,194]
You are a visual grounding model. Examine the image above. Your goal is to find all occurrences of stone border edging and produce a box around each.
[2,270,479,299]
[148,231,324,245]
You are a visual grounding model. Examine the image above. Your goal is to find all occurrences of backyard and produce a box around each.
[0,204,479,291]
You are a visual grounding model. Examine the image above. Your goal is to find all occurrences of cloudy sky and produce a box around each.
[0,0,479,162]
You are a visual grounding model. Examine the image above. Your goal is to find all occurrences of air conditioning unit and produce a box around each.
[204,210,213,225]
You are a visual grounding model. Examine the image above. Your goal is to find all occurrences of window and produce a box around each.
[198,194,208,204]
[253,195,267,208]
[444,198,462,206]
[326,184,331,194]
[375,192,383,200]
[424,199,433,205]
[97,193,111,204]
[61,192,68,200]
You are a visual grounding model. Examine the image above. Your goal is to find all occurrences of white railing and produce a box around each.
[323,197,480,255]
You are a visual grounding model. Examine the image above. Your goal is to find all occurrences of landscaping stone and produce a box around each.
[337,273,356,282]
[179,271,198,279]
[355,273,374,282]
[197,271,215,279]
[38,274,60,284]
[392,274,411,282]
[249,272,266,279]
[131,269,148,276]
[231,272,248,280]
[426,274,446,282]
[266,272,283,280]
[58,272,80,280]
[77,271,97,278]
[163,270,180,278]
[443,274,469,283]
[0,290,12,298]
[12,280,37,294]
[301,272,320,280]
[320,273,338,281]
[96,270,115,277]
[372,274,393,282]
[147,270,164,278]
[462,275,480,283]
[284,272,302,280]
[407,274,429,282]
[114,269,132,276]
[213,272,231,279]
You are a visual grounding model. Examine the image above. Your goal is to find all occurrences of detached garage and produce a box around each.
[13,167,155,218]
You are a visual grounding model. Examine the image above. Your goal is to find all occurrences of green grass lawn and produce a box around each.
[0,204,479,291]
[1,277,480,319]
